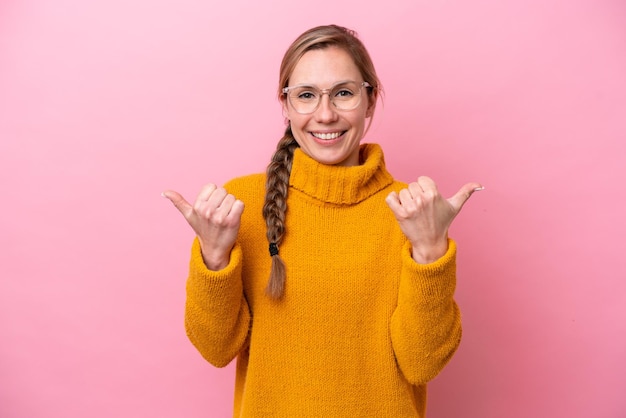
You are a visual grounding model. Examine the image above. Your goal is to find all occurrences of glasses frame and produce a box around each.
[282,81,371,115]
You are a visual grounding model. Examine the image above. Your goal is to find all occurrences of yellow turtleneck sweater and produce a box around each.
[185,144,462,417]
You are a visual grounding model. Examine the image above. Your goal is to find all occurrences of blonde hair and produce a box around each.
[262,25,382,299]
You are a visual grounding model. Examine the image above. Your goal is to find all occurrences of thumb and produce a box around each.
[161,189,193,218]
[448,182,484,212]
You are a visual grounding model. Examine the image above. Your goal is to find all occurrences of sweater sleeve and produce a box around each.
[390,238,462,385]
[184,238,251,368]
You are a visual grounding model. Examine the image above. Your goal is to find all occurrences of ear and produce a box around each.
[280,96,289,119]
[365,98,376,118]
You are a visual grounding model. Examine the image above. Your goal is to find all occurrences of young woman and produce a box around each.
[164,24,482,417]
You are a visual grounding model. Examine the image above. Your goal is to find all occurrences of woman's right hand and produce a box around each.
[162,184,245,271]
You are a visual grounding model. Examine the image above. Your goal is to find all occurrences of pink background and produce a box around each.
[1,0,625,417]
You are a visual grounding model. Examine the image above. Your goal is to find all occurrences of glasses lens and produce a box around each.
[330,82,363,111]
[288,81,365,114]
[288,86,319,114]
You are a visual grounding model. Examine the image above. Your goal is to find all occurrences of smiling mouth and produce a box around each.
[311,131,345,140]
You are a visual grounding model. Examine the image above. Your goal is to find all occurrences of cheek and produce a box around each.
[288,112,310,129]
[351,108,369,128]
[285,106,300,125]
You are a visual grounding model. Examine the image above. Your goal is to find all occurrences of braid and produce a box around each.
[260,25,380,299]
[262,126,299,299]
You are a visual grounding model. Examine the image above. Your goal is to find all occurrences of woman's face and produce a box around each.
[282,46,374,167]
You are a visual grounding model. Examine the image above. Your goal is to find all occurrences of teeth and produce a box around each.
[312,132,342,140]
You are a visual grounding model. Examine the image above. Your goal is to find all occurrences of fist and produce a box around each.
[386,176,482,263]
[162,183,244,270]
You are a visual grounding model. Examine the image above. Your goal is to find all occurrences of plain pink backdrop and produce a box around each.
[1,0,625,417]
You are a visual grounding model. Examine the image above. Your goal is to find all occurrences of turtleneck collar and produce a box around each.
[289,143,394,205]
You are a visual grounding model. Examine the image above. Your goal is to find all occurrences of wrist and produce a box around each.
[198,241,230,271]
[411,239,448,264]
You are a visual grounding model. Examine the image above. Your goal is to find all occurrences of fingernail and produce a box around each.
[474,186,485,191]
[161,192,167,198]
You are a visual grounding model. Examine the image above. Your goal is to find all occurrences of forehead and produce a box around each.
[289,46,362,87]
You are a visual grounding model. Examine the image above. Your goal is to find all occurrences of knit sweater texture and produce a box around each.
[185,143,462,417]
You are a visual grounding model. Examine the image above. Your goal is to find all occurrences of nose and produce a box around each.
[314,92,339,123]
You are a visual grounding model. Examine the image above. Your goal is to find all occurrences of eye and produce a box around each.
[298,91,317,100]
[334,88,355,98]
[291,87,318,101]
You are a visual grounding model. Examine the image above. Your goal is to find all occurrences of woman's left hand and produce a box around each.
[386,176,483,264]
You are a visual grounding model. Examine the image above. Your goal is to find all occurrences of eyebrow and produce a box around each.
[288,80,357,89]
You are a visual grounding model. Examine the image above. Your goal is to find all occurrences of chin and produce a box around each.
[316,152,356,166]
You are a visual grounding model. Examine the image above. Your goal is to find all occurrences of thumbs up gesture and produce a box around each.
[386,176,483,264]
[162,184,244,270]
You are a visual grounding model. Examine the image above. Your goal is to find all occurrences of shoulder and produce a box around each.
[224,173,266,201]
[389,179,409,191]
[362,143,408,191]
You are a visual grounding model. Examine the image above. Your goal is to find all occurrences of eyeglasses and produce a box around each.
[282,81,371,115]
